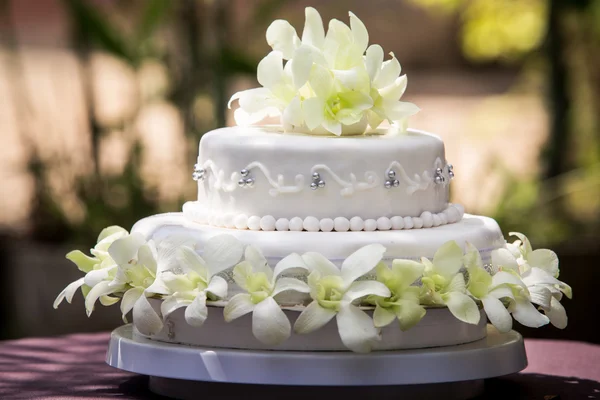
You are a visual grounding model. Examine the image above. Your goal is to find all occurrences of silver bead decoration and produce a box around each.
[434,166,446,185]
[447,164,455,180]
[192,163,205,182]
[385,170,400,189]
[238,168,255,188]
[311,171,325,190]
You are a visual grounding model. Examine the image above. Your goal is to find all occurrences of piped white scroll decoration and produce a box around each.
[196,158,452,198]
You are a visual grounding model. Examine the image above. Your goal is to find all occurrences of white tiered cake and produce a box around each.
[55,6,571,393]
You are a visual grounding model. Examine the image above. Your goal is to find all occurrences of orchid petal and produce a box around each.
[373,53,401,89]
[308,64,334,99]
[203,234,244,276]
[395,300,427,331]
[120,287,144,322]
[379,75,408,101]
[282,96,304,130]
[367,109,384,130]
[133,295,164,335]
[161,272,195,293]
[492,271,526,288]
[176,246,209,280]
[546,297,567,329]
[528,249,559,277]
[161,295,188,319]
[272,277,310,298]
[206,275,228,299]
[302,7,325,48]
[463,242,483,268]
[343,280,390,303]
[84,281,115,316]
[53,277,85,308]
[446,272,467,293]
[137,243,157,274]
[322,118,342,136]
[185,292,208,327]
[391,259,425,288]
[97,226,128,243]
[108,233,145,265]
[99,295,120,306]
[291,46,313,89]
[266,20,299,59]
[273,253,308,280]
[223,293,255,322]
[509,232,533,255]
[383,100,420,121]
[482,295,512,333]
[302,252,339,277]
[373,304,396,328]
[66,251,97,273]
[337,304,380,353]
[251,297,291,345]
[294,301,337,334]
[348,11,368,53]
[229,88,276,113]
[257,51,285,91]
[528,285,552,309]
[511,298,549,328]
[302,97,325,131]
[244,245,272,279]
[492,248,520,272]
[341,244,386,287]
[334,67,370,91]
[365,44,383,82]
[443,291,480,325]
[432,241,464,278]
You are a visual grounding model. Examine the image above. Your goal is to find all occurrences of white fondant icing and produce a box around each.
[404,216,414,229]
[289,217,303,231]
[413,217,424,229]
[259,215,276,231]
[391,216,404,230]
[275,218,289,231]
[303,216,320,232]
[196,127,450,221]
[247,216,261,231]
[233,214,248,230]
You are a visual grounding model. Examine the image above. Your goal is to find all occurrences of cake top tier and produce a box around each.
[186,126,460,231]
[228,7,419,136]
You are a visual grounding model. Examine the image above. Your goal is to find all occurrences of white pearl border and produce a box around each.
[182,202,465,232]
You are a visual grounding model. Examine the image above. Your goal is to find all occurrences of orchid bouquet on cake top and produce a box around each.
[228,7,419,136]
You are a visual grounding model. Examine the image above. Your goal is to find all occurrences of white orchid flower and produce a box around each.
[419,241,480,325]
[365,259,426,331]
[158,235,246,327]
[293,244,391,353]
[133,234,243,335]
[492,233,571,329]
[464,242,527,333]
[365,48,420,130]
[54,226,128,310]
[224,246,310,346]
[228,7,419,136]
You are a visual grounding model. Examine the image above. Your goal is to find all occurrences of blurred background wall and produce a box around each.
[0,0,598,343]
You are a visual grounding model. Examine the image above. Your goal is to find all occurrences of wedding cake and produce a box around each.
[55,7,571,355]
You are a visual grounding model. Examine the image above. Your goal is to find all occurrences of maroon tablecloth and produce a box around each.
[0,332,599,399]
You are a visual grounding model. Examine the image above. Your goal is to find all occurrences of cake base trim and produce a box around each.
[107,324,527,386]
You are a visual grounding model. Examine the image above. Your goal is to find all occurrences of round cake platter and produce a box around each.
[106,324,527,399]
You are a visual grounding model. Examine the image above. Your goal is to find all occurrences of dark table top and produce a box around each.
[0,331,599,399]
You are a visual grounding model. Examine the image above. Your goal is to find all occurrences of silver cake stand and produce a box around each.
[106,324,527,399]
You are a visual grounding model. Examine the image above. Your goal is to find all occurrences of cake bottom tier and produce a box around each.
[136,299,487,351]
[132,213,506,262]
